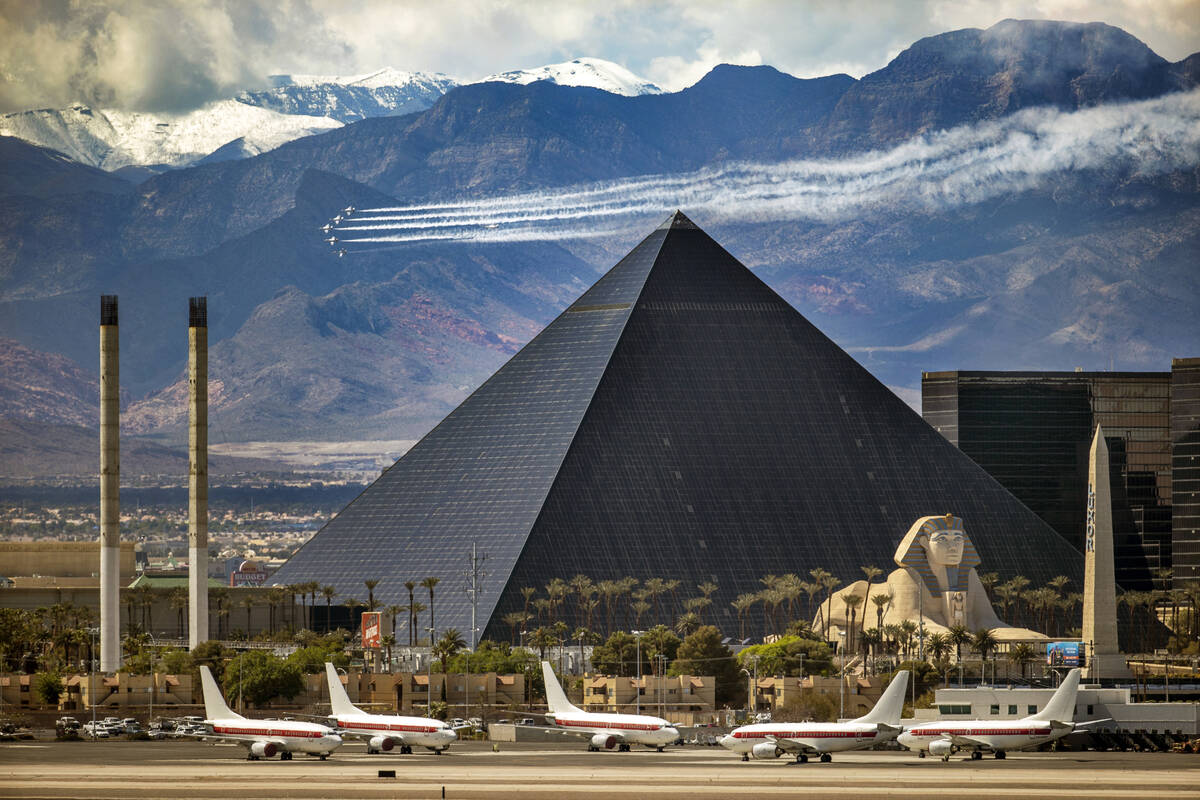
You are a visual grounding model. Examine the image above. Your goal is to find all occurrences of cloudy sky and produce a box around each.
[1,0,1197,114]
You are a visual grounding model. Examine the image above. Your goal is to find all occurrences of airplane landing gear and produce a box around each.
[995,751,1006,760]
[917,751,926,758]
[618,743,631,752]
[819,753,832,763]
[970,751,982,760]
[742,753,749,762]
[656,746,665,753]
[399,745,412,754]
[319,754,328,761]
[796,753,808,764]
[942,754,950,762]
[281,752,293,761]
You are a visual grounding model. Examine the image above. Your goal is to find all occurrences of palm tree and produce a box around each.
[697,581,719,625]
[860,566,882,645]
[381,634,396,673]
[898,620,917,660]
[871,593,891,633]
[948,624,971,663]
[632,600,651,628]
[675,612,701,636]
[404,581,417,646]
[409,601,427,642]
[240,594,256,636]
[1008,642,1035,680]
[820,572,839,640]
[529,626,556,661]
[503,611,530,645]
[545,578,568,624]
[433,628,467,668]
[386,605,404,640]
[421,577,440,635]
[364,579,380,611]
[972,628,999,678]
[572,626,597,674]
[321,585,338,633]
[210,587,229,640]
[731,594,756,641]
[570,575,596,628]
[169,588,188,638]
[926,632,952,662]
[841,592,863,655]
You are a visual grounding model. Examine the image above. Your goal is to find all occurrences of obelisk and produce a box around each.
[1082,425,1119,679]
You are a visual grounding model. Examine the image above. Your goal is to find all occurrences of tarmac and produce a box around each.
[2,740,1200,799]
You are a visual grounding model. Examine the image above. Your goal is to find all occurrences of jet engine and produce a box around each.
[928,739,955,757]
[590,733,617,750]
[249,741,277,759]
[751,742,783,759]
[369,736,395,752]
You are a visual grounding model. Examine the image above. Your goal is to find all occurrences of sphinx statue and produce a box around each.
[816,514,1046,644]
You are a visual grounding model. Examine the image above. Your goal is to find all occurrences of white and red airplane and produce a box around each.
[195,665,342,761]
[898,668,1082,761]
[719,669,910,763]
[323,662,458,755]
[540,661,679,752]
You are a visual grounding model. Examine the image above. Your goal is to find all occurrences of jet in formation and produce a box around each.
[323,662,458,755]
[898,668,1085,760]
[719,670,910,763]
[193,666,342,760]
[539,661,679,752]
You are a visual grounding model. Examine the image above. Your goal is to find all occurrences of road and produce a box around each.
[2,740,1199,799]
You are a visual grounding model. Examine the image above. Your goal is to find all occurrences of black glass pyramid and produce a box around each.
[273,213,1083,640]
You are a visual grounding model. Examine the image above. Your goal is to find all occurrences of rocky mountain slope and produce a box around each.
[0,19,1196,456]
[479,57,663,95]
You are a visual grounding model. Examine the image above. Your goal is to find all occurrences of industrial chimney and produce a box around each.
[188,297,209,649]
[99,295,121,672]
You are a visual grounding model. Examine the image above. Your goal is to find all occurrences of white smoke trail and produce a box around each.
[332,89,1200,247]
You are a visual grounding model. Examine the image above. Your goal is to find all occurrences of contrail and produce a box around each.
[331,89,1200,247]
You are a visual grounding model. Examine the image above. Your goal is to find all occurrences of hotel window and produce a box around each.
[989,704,999,715]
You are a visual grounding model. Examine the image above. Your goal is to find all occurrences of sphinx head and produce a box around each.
[894,514,981,595]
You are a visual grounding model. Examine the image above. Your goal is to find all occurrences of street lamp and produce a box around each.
[87,627,99,740]
[426,627,436,714]
[631,630,644,715]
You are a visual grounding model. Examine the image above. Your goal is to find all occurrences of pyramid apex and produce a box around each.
[657,210,699,230]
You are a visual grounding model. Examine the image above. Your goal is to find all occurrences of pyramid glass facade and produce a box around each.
[273,213,1084,641]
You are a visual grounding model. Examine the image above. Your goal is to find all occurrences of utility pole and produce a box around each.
[633,630,644,715]
[463,543,485,723]
[464,542,487,651]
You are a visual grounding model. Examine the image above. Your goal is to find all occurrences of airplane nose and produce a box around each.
[718,734,735,749]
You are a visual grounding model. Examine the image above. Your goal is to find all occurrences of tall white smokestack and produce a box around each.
[188,297,209,649]
[99,295,121,672]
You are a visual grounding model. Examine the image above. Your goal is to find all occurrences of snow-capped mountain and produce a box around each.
[237,68,459,123]
[478,57,663,96]
[0,100,341,172]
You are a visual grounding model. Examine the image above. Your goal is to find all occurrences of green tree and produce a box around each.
[671,625,742,706]
[443,641,535,674]
[736,635,833,677]
[225,651,304,707]
[421,577,441,634]
[591,631,648,677]
[320,585,338,633]
[432,628,467,668]
[1008,642,1036,680]
[948,624,971,662]
[34,671,64,706]
[287,643,349,674]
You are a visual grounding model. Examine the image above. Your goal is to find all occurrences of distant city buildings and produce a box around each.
[922,358,1200,590]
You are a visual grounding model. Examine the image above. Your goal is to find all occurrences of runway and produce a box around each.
[2,740,1199,799]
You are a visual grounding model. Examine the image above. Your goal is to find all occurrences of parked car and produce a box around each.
[82,721,109,738]
[56,717,81,732]
[517,718,536,726]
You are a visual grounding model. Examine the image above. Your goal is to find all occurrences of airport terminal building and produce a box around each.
[272,213,1087,641]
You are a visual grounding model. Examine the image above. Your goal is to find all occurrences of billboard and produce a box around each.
[229,559,268,587]
[361,611,382,649]
[1046,641,1086,667]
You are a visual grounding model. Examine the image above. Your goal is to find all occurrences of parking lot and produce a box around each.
[3,739,1200,799]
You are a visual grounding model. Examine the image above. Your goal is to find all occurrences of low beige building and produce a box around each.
[753,674,888,718]
[331,671,526,716]
[582,675,715,723]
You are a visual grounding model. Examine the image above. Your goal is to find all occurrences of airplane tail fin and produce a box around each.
[199,665,242,720]
[325,662,363,717]
[1028,668,1081,722]
[541,661,581,715]
[854,669,909,725]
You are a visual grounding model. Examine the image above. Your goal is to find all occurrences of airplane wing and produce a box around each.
[764,735,820,755]
[943,733,994,750]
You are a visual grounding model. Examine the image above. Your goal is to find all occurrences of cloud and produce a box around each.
[331,89,1200,246]
[0,1,1196,113]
